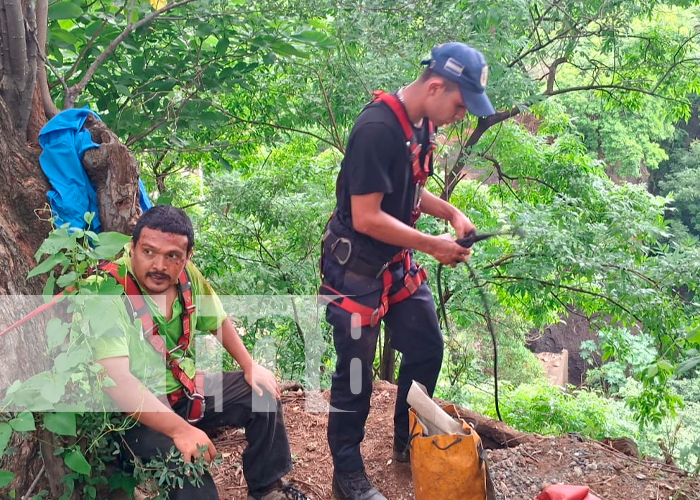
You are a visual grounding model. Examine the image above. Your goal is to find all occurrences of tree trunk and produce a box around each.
[378,326,396,383]
[0,82,142,500]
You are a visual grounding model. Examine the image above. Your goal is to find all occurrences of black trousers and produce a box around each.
[120,371,292,499]
[322,255,444,472]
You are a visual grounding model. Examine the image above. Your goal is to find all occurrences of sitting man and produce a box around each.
[93,204,306,500]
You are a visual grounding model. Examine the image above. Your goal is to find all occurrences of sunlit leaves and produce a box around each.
[149,0,168,10]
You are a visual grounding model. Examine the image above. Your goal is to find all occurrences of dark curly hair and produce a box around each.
[132,205,194,252]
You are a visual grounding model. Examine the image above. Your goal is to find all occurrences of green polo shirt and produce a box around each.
[91,248,226,396]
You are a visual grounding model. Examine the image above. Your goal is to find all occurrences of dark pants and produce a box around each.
[120,371,292,499]
[322,256,444,472]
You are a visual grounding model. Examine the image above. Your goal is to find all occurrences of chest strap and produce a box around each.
[320,250,428,327]
[372,90,436,225]
[98,262,205,423]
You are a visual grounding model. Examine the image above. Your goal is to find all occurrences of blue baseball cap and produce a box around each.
[421,42,496,117]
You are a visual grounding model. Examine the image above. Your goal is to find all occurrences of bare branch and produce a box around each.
[488,275,642,323]
[63,0,197,108]
[481,153,558,192]
[441,107,521,200]
[210,102,342,152]
[509,25,579,68]
[33,0,58,118]
[315,68,344,153]
[546,57,567,94]
[544,83,685,104]
[63,2,127,83]
[0,0,39,137]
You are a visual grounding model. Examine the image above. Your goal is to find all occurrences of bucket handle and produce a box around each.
[431,436,463,450]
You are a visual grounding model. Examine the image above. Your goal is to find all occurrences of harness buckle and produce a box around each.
[183,388,206,424]
[330,237,352,266]
[374,262,390,279]
[370,308,382,327]
[168,343,186,355]
[404,274,418,295]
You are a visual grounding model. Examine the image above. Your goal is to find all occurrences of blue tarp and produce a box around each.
[38,107,152,233]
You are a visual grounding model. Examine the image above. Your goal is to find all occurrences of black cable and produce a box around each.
[437,232,504,422]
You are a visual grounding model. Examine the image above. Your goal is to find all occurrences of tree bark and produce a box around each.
[379,327,396,383]
[82,114,143,235]
[0,77,142,500]
[0,83,54,500]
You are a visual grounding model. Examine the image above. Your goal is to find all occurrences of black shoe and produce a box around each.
[393,437,410,463]
[332,469,387,500]
[248,479,309,500]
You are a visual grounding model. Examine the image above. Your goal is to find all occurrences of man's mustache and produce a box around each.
[146,272,170,280]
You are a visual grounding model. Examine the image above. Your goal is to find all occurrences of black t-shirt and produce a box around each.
[331,98,432,266]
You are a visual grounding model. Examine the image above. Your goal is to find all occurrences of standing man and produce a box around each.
[93,205,307,500]
[320,42,496,500]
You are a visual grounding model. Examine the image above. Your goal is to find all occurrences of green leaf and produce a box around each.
[291,30,328,43]
[40,375,68,404]
[270,41,308,58]
[108,471,138,495]
[46,318,69,351]
[44,412,77,437]
[42,272,57,296]
[50,28,78,45]
[676,356,700,376]
[0,423,13,456]
[0,470,15,488]
[688,323,700,344]
[48,1,83,20]
[56,271,78,289]
[657,360,674,372]
[156,193,174,206]
[194,23,214,37]
[28,253,69,279]
[216,37,230,56]
[88,232,130,260]
[54,347,91,372]
[9,412,35,432]
[64,449,91,475]
[34,228,74,259]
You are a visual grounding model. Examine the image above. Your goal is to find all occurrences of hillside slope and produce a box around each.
[210,381,700,500]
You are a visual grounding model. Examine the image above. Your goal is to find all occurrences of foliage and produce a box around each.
[619,378,700,472]
[580,327,658,395]
[192,136,337,384]
[132,445,222,500]
[459,380,635,439]
[657,141,700,236]
[557,93,676,177]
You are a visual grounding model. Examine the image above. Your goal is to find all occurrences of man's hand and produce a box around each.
[449,211,476,239]
[244,362,281,399]
[172,425,218,463]
[428,234,471,267]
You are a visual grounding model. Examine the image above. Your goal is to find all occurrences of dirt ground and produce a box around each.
[210,381,700,500]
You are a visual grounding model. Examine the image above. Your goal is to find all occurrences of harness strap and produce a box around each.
[320,250,428,327]
[372,90,436,224]
[99,262,205,423]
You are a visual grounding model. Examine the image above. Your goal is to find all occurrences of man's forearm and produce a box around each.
[217,317,253,372]
[353,209,440,255]
[420,191,459,221]
[99,358,191,439]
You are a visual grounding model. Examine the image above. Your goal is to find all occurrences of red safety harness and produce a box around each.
[320,90,436,328]
[99,262,205,423]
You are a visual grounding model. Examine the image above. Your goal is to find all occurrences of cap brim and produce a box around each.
[460,87,495,117]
